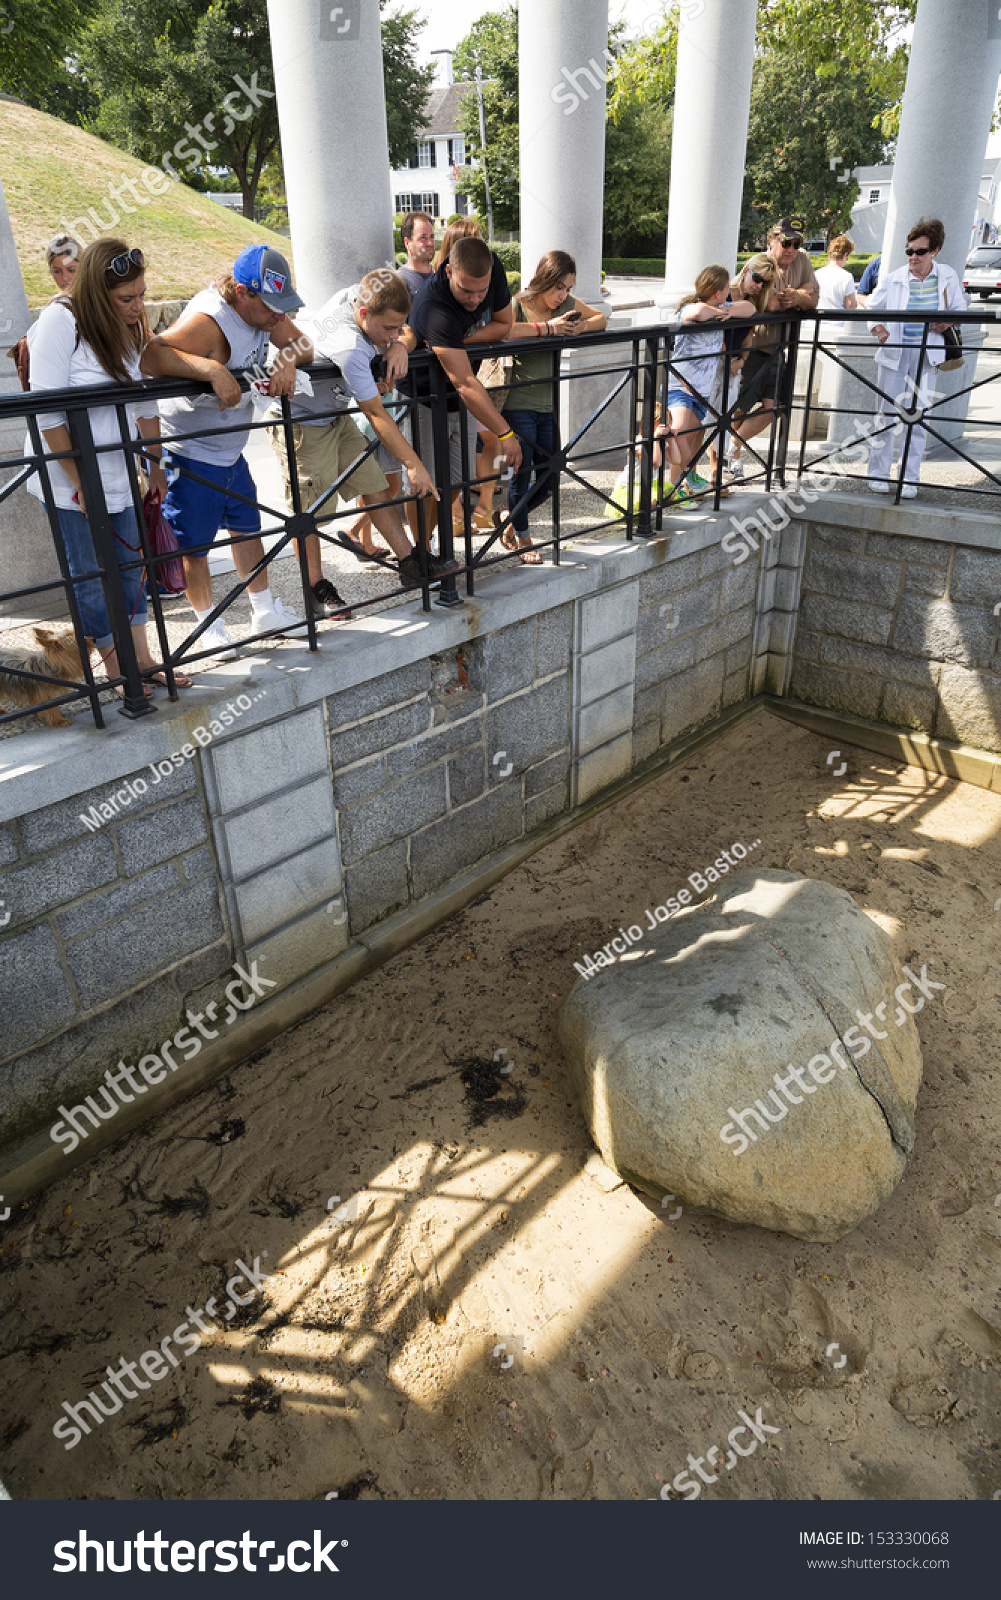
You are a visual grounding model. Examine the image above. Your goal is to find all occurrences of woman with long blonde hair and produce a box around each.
[715,252,777,481]
[661,264,756,507]
[28,237,191,698]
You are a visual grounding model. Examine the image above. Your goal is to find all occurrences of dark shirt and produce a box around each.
[858,256,881,296]
[406,254,512,409]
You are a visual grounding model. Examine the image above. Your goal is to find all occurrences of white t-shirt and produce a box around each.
[158,286,270,465]
[270,285,381,428]
[816,262,856,314]
[26,300,149,513]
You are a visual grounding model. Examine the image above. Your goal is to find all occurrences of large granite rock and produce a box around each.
[559,869,927,1242]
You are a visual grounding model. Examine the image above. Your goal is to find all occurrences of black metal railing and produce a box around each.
[2,305,996,731]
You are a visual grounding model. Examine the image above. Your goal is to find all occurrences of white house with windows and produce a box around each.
[849,154,1001,255]
[848,164,893,253]
[391,81,480,223]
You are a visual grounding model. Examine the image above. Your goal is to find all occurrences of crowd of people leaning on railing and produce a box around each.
[6,205,966,713]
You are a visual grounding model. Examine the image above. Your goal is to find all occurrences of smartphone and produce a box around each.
[564,311,582,323]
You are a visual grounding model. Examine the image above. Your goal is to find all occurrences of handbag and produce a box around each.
[477,352,514,412]
[142,487,186,594]
[938,287,964,371]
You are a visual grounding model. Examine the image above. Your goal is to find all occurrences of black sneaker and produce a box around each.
[311,579,351,620]
[398,553,461,590]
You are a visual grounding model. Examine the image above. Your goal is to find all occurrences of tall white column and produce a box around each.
[519,0,609,304]
[0,174,62,622]
[663,0,758,309]
[266,0,394,307]
[880,0,1001,278]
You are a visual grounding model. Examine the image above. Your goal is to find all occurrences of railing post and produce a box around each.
[624,337,640,538]
[774,315,800,489]
[551,344,562,565]
[896,321,930,503]
[68,404,153,719]
[431,363,462,609]
[636,335,658,538]
[796,314,821,483]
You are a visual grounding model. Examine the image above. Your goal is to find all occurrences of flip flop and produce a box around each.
[148,670,192,688]
[518,539,543,564]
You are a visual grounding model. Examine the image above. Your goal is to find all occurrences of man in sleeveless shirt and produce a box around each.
[144,246,310,654]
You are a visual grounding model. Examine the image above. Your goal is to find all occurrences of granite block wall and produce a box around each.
[790,522,1001,750]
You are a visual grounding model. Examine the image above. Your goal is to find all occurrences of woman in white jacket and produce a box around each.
[864,217,965,498]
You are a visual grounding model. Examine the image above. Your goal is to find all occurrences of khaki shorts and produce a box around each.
[267,414,388,516]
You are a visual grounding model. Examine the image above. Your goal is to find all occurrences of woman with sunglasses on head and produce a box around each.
[27,237,191,698]
[864,218,964,499]
[730,219,819,475]
[716,254,777,481]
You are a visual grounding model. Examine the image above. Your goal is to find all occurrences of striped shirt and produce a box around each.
[902,269,938,342]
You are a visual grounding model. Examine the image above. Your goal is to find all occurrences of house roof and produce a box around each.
[421,81,485,137]
[852,165,893,184]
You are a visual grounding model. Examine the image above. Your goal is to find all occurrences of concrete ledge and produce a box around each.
[0,694,764,1204]
[795,490,1001,552]
[765,695,1001,792]
[0,524,726,822]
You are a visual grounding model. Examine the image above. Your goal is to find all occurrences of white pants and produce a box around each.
[867,345,937,486]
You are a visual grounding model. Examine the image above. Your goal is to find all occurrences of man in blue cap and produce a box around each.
[144,245,316,651]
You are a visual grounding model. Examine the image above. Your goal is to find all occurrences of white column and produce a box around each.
[266,0,394,307]
[880,0,1001,278]
[0,174,62,623]
[519,0,608,304]
[663,0,758,309]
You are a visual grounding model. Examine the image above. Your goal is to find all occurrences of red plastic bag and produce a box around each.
[142,487,185,594]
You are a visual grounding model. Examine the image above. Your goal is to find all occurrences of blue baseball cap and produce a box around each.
[232,245,304,313]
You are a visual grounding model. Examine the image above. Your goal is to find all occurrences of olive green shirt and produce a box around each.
[504,294,576,413]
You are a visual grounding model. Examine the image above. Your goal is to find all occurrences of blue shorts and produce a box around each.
[162,450,261,555]
[667,388,709,424]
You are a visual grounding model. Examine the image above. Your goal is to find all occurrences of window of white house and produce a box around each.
[395,194,414,213]
[868,188,881,205]
[448,137,466,166]
[420,192,440,217]
[418,140,434,168]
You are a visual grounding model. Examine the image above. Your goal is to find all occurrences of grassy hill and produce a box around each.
[0,99,292,307]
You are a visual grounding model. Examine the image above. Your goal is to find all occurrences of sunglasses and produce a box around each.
[905,246,931,257]
[107,247,144,277]
[749,269,771,285]
[779,236,802,248]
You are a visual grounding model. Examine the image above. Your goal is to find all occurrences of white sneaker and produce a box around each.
[869,479,889,494]
[900,484,918,499]
[250,596,308,638]
[198,618,239,660]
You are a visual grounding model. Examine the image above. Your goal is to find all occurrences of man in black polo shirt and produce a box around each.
[403,234,522,538]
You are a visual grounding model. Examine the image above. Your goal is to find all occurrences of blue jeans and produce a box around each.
[503,409,556,535]
[57,506,148,649]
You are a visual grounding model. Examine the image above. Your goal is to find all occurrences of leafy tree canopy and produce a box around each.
[453,6,519,235]
[0,0,101,121]
[741,46,889,244]
[77,0,277,217]
[380,1,436,168]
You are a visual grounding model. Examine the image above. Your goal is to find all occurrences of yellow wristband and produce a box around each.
[497,429,514,441]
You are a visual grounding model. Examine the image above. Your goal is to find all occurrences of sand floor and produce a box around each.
[1,711,1000,1502]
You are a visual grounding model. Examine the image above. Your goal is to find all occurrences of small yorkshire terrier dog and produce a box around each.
[0,626,85,726]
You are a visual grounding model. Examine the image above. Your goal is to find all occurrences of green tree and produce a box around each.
[761,0,914,136]
[0,0,101,122]
[380,2,435,168]
[78,0,278,217]
[453,7,519,235]
[741,47,889,244]
[603,101,672,257]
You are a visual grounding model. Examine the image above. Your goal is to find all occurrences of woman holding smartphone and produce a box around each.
[500,250,606,562]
